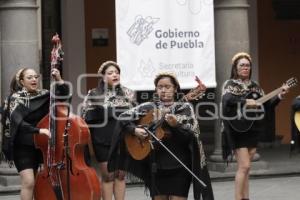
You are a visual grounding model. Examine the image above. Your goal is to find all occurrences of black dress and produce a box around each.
[1,84,69,172]
[82,84,135,162]
[108,101,214,200]
[221,79,281,159]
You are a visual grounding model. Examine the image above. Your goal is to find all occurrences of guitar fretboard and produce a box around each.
[256,87,282,104]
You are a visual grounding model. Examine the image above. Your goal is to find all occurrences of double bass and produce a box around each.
[34,34,101,200]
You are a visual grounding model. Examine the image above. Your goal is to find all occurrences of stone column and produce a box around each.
[0,31,2,103]
[61,0,87,109]
[0,0,39,192]
[0,0,39,98]
[209,0,266,172]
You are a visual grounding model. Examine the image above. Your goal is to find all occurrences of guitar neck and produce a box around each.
[256,87,281,104]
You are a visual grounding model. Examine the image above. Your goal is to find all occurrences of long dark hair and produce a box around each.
[154,73,181,101]
[97,61,123,95]
[98,61,120,75]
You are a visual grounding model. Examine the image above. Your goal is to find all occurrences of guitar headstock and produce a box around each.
[184,76,206,101]
[285,77,298,88]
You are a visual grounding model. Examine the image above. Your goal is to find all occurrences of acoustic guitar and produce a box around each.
[125,76,206,160]
[295,111,300,132]
[227,77,298,133]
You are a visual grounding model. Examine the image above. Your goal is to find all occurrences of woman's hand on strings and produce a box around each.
[165,114,178,127]
[134,127,148,140]
[39,128,51,138]
[245,99,258,108]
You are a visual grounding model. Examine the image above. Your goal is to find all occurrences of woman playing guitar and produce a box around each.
[108,72,214,200]
[221,52,290,200]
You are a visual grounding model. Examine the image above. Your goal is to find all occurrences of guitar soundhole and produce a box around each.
[248,91,261,100]
[251,93,259,99]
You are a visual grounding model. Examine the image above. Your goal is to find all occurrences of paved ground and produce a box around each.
[1,175,300,200]
[1,145,299,199]
[124,176,300,200]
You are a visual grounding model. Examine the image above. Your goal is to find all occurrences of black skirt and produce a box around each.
[231,130,259,149]
[92,143,110,162]
[13,144,43,172]
[149,167,192,198]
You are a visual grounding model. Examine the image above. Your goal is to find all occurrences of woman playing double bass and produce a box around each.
[1,67,68,200]
[108,72,214,200]
[32,34,100,200]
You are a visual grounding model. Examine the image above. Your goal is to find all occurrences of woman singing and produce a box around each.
[81,61,136,200]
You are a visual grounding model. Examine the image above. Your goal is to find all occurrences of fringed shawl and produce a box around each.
[1,89,49,162]
[221,79,280,160]
[108,101,214,200]
[81,85,136,145]
[222,79,264,97]
[81,85,136,120]
[1,83,69,162]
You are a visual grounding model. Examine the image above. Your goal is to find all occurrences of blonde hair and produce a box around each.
[15,68,26,84]
[10,68,29,93]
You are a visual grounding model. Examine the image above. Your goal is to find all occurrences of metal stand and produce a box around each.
[143,127,207,188]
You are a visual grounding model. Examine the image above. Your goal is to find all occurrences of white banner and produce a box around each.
[116,0,216,90]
